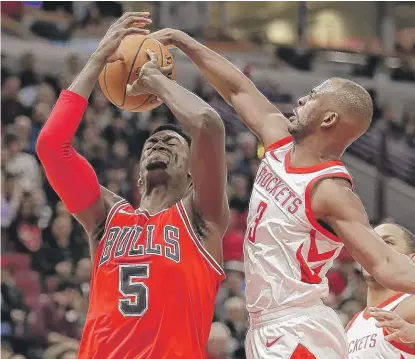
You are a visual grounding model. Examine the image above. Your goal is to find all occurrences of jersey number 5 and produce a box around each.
[118,264,149,317]
[248,201,267,243]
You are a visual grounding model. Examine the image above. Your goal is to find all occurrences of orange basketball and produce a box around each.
[98,35,176,112]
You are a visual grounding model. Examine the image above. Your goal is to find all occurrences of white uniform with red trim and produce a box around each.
[244,137,351,359]
[346,293,415,359]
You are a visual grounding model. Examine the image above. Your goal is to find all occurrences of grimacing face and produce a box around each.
[288,80,338,140]
[362,223,412,281]
[139,130,190,185]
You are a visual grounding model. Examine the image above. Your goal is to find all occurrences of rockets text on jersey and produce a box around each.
[244,136,353,322]
[346,293,415,359]
[78,199,225,359]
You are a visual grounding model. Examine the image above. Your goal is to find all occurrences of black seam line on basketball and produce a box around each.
[104,63,120,107]
[156,40,165,68]
[128,94,152,111]
[122,37,151,107]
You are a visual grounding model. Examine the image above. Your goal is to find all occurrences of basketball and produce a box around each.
[98,34,176,112]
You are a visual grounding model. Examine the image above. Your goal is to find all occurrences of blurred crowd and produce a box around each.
[1,36,414,359]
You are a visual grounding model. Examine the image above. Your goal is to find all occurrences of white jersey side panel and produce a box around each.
[347,293,415,359]
[244,137,352,318]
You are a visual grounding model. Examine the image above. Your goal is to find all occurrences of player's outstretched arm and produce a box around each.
[127,50,229,263]
[36,12,151,239]
[151,29,290,148]
[312,179,415,294]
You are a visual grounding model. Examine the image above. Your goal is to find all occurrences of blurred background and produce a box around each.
[1,1,415,359]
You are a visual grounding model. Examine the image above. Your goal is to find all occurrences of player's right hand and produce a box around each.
[369,307,415,344]
[94,12,152,64]
[150,28,181,49]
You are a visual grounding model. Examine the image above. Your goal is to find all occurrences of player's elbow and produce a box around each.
[196,107,225,136]
[36,131,52,159]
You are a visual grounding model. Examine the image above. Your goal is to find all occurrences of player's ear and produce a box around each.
[321,111,339,129]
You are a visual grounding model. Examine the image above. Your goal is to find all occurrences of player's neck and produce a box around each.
[366,282,399,308]
[139,185,185,215]
[291,137,344,167]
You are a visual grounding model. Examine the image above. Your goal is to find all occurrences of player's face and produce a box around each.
[140,130,190,185]
[362,223,411,281]
[288,80,337,140]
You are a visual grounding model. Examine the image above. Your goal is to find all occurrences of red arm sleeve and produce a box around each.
[36,90,101,213]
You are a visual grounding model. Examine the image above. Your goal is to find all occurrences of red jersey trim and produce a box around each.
[363,293,407,320]
[263,136,293,157]
[176,201,225,277]
[346,311,362,332]
[379,292,406,308]
[304,172,354,243]
[101,199,128,239]
[285,151,344,174]
[383,328,415,354]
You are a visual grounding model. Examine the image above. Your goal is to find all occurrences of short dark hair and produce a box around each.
[151,124,191,147]
[399,225,415,253]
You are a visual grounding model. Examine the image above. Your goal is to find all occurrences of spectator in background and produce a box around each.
[2,76,26,126]
[8,192,43,254]
[1,267,27,348]
[4,133,42,192]
[33,215,83,278]
[19,52,39,88]
[74,258,91,301]
[223,297,247,357]
[206,322,234,359]
[29,281,81,351]
[13,115,32,153]
[1,173,23,237]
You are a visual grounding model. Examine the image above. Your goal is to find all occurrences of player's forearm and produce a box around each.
[372,252,415,294]
[147,72,224,135]
[172,31,253,104]
[68,52,106,100]
[36,91,101,214]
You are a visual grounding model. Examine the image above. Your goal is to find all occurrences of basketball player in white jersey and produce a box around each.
[347,223,415,358]
[151,29,415,358]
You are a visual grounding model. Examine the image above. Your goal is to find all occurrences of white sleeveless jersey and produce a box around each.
[347,293,415,359]
[244,137,352,317]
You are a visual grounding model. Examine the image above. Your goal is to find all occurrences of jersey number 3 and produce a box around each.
[248,201,267,243]
[118,264,149,316]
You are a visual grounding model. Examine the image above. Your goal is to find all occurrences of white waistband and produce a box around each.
[248,300,324,328]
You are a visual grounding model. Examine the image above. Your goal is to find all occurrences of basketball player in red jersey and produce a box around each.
[347,223,415,358]
[151,29,415,358]
[36,13,229,359]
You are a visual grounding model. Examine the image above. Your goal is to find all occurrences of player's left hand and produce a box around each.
[126,50,173,96]
[368,307,415,344]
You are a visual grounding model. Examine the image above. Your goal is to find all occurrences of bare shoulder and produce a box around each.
[394,296,415,324]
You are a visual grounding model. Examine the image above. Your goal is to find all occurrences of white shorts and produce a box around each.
[245,304,348,359]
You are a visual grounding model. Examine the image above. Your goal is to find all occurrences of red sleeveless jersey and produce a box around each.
[78,199,225,359]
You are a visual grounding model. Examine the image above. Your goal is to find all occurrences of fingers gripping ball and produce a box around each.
[99,34,176,112]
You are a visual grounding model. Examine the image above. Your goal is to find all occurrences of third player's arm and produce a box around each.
[154,29,290,148]
[312,179,415,294]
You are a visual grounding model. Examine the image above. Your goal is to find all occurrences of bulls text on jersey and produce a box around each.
[98,224,180,266]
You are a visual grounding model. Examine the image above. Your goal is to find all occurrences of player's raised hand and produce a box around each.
[368,307,415,344]
[150,28,181,49]
[126,49,174,96]
[95,12,152,64]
